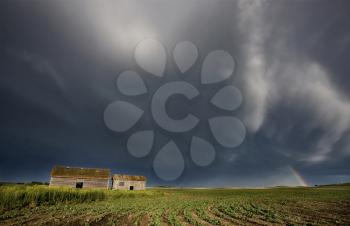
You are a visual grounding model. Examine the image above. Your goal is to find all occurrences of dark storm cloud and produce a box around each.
[1,0,349,186]
[237,1,350,162]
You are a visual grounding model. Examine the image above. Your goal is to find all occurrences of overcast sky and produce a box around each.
[1,0,350,187]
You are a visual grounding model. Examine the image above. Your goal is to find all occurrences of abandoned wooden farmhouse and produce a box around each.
[49,166,146,190]
[49,166,111,189]
[112,174,146,190]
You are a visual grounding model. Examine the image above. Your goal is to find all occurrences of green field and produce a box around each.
[0,184,349,226]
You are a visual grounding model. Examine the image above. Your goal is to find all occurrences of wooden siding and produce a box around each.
[49,177,109,189]
[112,179,146,190]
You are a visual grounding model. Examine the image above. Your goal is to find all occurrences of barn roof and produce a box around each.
[51,166,110,179]
[112,174,146,181]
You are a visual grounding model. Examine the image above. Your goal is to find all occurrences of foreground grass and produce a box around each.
[0,185,158,210]
[0,185,106,210]
[0,185,349,226]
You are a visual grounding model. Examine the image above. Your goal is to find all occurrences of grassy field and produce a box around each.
[0,184,349,226]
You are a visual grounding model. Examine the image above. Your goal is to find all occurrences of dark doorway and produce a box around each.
[76,182,83,188]
[129,186,134,190]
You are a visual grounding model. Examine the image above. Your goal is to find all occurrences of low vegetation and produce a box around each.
[0,185,106,210]
[0,184,349,225]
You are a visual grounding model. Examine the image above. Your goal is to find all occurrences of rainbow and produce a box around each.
[289,166,309,187]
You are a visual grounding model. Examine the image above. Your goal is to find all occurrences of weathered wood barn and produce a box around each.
[49,166,111,189]
[112,174,146,190]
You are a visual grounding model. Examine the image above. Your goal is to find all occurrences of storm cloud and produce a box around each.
[1,0,350,186]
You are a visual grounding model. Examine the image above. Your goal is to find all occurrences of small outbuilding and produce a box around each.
[49,166,110,189]
[112,174,146,190]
